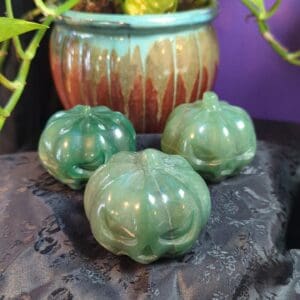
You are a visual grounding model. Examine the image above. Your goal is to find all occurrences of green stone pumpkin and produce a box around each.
[121,0,178,15]
[161,92,257,182]
[84,149,211,264]
[38,105,136,190]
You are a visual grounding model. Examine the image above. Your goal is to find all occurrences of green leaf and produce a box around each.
[0,17,48,43]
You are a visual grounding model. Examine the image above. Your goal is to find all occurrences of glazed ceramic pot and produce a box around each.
[50,1,219,133]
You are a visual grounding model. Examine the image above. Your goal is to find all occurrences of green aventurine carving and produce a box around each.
[84,149,211,264]
[161,92,257,181]
[38,105,136,189]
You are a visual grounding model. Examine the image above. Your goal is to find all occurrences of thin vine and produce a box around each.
[242,0,300,66]
[0,0,79,131]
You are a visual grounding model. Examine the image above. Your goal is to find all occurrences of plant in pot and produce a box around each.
[0,0,299,135]
[49,0,219,133]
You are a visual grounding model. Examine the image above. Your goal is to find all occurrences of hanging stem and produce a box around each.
[34,0,58,16]
[0,16,52,130]
[242,0,300,66]
[0,41,9,70]
[23,7,43,21]
[0,73,22,91]
[5,0,28,60]
[34,0,79,16]
[266,0,281,18]
[0,0,79,131]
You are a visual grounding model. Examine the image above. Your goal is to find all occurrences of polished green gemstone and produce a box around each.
[84,149,211,264]
[122,0,178,15]
[38,105,136,190]
[161,92,257,182]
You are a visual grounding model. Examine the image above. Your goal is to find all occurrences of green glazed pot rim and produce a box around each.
[59,0,218,29]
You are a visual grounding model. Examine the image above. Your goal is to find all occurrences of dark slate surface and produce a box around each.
[0,128,300,299]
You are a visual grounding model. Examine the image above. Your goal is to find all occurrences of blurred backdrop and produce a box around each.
[0,1,299,153]
[214,0,300,123]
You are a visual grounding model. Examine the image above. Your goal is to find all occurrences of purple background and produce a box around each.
[213,1,300,123]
